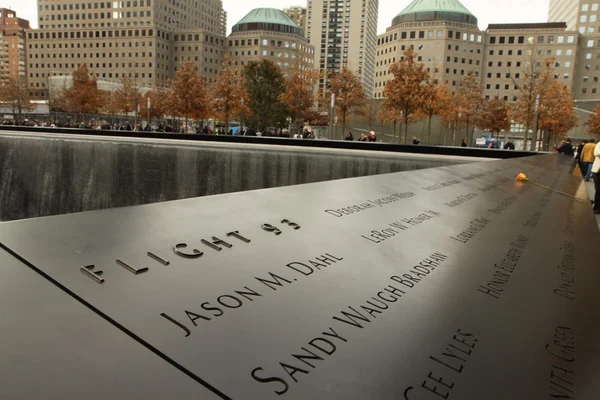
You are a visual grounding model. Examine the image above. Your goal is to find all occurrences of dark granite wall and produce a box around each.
[0,132,485,221]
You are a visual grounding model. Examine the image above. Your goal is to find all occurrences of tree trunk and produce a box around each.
[392,120,396,144]
[403,116,408,144]
[427,115,432,145]
[341,113,346,141]
[452,123,457,146]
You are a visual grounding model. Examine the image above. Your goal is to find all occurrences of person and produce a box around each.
[368,131,376,142]
[592,138,600,214]
[581,139,597,181]
[576,140,587,174]
[503,140,515,150]
[488,138,499,149]
[555,138,574,156]
[412,137,421,145]
[461,138,467,147]
[345,131,354,141]
[358,133,368,142]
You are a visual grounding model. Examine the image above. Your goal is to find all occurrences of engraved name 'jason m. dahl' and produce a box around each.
[160,252,344,337]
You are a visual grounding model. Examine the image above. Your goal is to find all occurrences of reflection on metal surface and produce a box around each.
[80,265,105,283]
[173,243,203,258]
[116,259,149,275]
[147,251,170,266]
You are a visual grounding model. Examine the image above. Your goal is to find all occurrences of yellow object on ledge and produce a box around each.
[515,173,583,202]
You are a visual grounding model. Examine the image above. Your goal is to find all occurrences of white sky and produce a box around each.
[6,0,550,34]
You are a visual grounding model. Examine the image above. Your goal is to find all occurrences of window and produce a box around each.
[564,74,569,80]
[567,36,575,43]
[548,36,554,44]
[582,4,589,11]
[490,36,496,44]
[588,39,595,47]
[587,53,593,59]
[557,36,564,44]
[581,15,588,23]
[537,36,544,44]
[518,36,525,44]
[557,50,562,56]
[566,49,572,55]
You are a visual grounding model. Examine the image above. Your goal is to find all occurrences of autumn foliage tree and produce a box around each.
[586,104,600,135]
[478,97,511,138]
[114,76,141,117]
[0,75,34,120]
[329,68,365,140]
[280,61,320,134]
[538,80,578,148]
[211,55,248,133]
[62,64,102,118]
[417,83,449,144]
[167,62,209,131]
[143,87,170,123]
[382,47,429,144]
[244,60,288,131]
[455,71,483,144]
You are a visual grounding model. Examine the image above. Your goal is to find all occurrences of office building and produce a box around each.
[227,8,315,70]
[283,6,307,36]
[374,0,484,98]
[548,0,579,30]
[306,0,379,97]
[0,9,30,85]
[26,0,226,99]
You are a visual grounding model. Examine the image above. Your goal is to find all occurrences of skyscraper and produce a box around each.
[548,0,579,30]
[283,6,307,36]
[26,0,226,99]
[0,9,30,85]
[306,0,378,97]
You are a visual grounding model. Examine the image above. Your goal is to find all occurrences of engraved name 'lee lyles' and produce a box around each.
[79,218,302,283]
[554,241,576,301]
[546,323,576,399]
[403,328,479,400]
[250,252,449,396]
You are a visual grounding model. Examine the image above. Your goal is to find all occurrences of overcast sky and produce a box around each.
[7,0,550,34]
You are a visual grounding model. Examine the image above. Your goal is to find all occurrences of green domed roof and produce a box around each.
[232,8,303,36]
[392,0,478,26]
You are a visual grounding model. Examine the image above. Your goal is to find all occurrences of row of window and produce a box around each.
[378,30,482,45]
[28,29,154,40]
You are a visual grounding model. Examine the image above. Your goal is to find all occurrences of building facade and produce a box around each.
[0,9,30,85]
[227,8,315,70]
[306,0,378,97]
[283,6,307,36]
[374,0,484,99]
[548,0,579,31]
[26,0,226,99]
[375,0,586,106]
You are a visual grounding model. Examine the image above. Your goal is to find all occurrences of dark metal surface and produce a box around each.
[0,154,598,399]
[0,248,219,400]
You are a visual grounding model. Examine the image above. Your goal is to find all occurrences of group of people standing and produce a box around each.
[556,138,600,215]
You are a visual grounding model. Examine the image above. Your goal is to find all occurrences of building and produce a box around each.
[306,0,379,97]
[548,0,579,30]
[375,0,583,105]
[483,23,579,102]
[374,0,484,98]
[283,6,307,36]
[26,0,226,99]
[570,1,600,103]
[0,9,30,85]
[227,8,315,70]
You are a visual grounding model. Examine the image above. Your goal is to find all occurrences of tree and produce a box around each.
[143,87,170,124]
[211,56,248,134]
[538,80,578,148]
[62,64,102,119]
[382,47,430,144]
[360,98,379,131]
[377,104,402,143]
[417,83,448,145]
[510,44,554,150]
[243,60,288,132]
[329,68,365,140]
[114,76,141,117]
[167,62,209,132]
[455,71,483,144]
[0,75,35,121]
[586,104,600,136]
[280,61,320,135]
[478,97,511,138]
